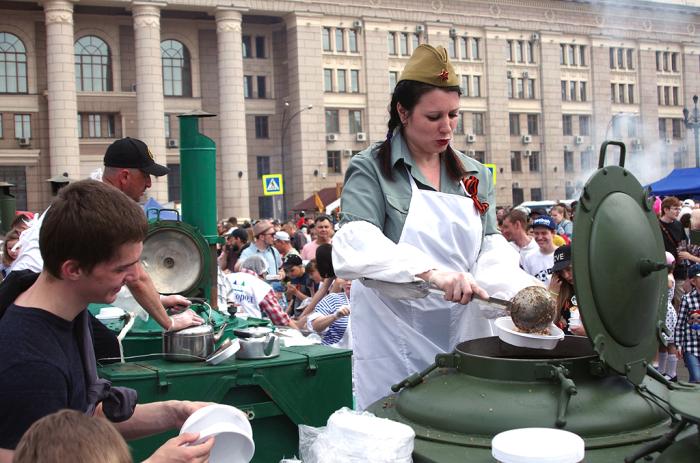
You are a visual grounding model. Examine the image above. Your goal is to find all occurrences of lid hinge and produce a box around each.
[535,363,577,428]
[391,353,458,393]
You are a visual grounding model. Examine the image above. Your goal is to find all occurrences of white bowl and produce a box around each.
[206,339,240,365]
[492,427,585,463]
[494,316,564,350]
[98,306,125,318]
[180,405,254,463]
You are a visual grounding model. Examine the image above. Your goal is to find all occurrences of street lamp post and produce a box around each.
[280,101,313,218]
[682,95,700,168]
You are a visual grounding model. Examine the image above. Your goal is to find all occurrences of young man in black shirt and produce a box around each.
[0,180,215,462]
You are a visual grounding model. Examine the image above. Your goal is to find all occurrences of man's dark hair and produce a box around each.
[315,214,333,225]
[40,180,148,278]
[504,208,528,228]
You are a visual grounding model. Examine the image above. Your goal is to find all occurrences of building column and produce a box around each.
[43,0,79,180]
[132,1,167,202]
[215,8,249,219]
[590,41,613,154]
[363,20,391,146]
[682,46,700,168]
[538,35,564,200]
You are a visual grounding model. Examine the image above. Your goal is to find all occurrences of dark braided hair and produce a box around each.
[378,80,467,181]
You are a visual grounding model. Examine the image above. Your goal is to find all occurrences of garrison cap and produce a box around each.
[398,44,459,88]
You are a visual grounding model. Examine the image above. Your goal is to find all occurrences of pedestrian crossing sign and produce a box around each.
[262,174,284,196]
[485,163,497,185]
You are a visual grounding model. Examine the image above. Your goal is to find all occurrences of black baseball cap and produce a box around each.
[551,245,571,272]
[104,137,169,177]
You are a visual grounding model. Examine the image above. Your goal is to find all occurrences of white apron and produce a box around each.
[351,172,492,409]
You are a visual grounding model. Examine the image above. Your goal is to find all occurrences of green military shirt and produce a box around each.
[339,131,498,243]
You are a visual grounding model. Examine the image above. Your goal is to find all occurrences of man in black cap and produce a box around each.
[102,137,170,202]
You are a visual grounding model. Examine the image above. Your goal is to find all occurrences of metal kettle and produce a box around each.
[163,323,227,361]
[234,327,281,359]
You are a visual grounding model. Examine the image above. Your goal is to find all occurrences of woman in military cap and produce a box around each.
[333,44,535,409]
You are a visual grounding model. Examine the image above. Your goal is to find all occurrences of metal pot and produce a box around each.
[234,328,280,359]
[163,323,227,362]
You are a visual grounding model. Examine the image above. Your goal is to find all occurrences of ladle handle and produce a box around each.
[427,284,510,307]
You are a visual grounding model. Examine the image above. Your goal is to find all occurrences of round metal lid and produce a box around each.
[572,142,667,385]
[141,223,206,295]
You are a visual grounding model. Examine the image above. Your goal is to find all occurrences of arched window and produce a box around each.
[74,35,112,92]
[161,39,191,97]
[0,32,28,94]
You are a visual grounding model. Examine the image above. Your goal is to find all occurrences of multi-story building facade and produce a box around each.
[0,0,698,217]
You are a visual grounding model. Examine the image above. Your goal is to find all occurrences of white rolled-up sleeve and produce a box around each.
[332,220,440,282]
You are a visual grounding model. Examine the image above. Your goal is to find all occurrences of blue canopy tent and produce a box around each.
[143,197,179,221]
[647,168,700,198]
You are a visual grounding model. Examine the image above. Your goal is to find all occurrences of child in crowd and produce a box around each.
[657,252,679,381]
[674,263,700,383]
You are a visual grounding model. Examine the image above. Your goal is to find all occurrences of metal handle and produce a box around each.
[638,258,668,277]
[552,365,577,427]
[391,353,458,392]
[598,140,627,168]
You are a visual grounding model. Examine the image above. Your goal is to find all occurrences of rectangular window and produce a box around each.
[167,163,180,202]
[611,83,616,103]
[664,86,670,106]
[511,151,522,172]
[350,70,360,93]
[473,113,484,135]
[325,109,340,133]
[531,187,543,202]
[335,29,345,52]
[256,156,270,178]
[663,52,670,71]
[324,69,333,92]
[242,35,252,58]
[580,81,587,101]
[337,69,347,93]
[527,41,535,63]
[387,32,396,55]
[412,33,420,52]
[400,33,409,56]
[568,45,576,66]
[610,47,615,69]
[254,116,269,139]
[258,196,273,219]
[389,71,398,91]
[562,115,572,136]
[471,38,480,60]
[581,149,595,171]
[658,86,662,105]
[579,115,590,136]
[527,114,538,135]
[322,28,332,52]
[659,118,667,138]
[570,81,576,101]
[461,75,470,96]
[164,114,171,139]
[656,51,662,71]
[674,150,684,169]
[106,115,115,138]
[612,117,622,138]
[507,40,513,62]
[579,45,586,66]
[509,113,520,136]
[628,116,638,138]
[512,187,524,206]
[448,37,457,59]
[255,36,266,58]
[564,150,574,173]
[560,44,566,65]
[88,114,101,138]
[327,150,341,174]
[460,37,468,60]
[517,78,524,99]
[672,119,682,138]
[527,78,535,99]
[529,151,540,172]
[618,83,625,104]
[617,48,624,68]
[257,76,266,98]
[348,29,358,53]
[561,81,568,101]
[507,77,513,99]
[673,86,679,106]
[473,151,485,163]
[14,114,30,138]
[628,84,635,104]
[77,114,82,138]
[455,111,464,135]
[244,76,253,98]
[348,110,362,133]
[626,48,633,69]
[672,52,678,72]
[515,40,523,63]
[472,76,481,97]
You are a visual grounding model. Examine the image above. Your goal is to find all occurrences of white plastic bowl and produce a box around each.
[494,316,564,350]
[206,339,240,365]
[492,427,584,463]
[95,306,126,324]
[180,404,254,463]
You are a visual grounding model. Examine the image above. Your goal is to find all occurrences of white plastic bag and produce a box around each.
[472,234,543,319]
[299,408,414,463]
[112,286,150,321]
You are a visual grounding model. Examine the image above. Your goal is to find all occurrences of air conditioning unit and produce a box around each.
[466,134,476,143]
[326,133,338,142]
[356,132,367,142]
[343,149,353,158]
[449,28,457,38]
[467,149,476,157]
[574,135,584,145]
[588,144,596,151]
[352,20,363,30]
[524,150,532,157]
[167,138,178,149]
[563,144,571,151]
[531,32,541,42]
[506,70,513,78]
[17,137,30,147]
[632,139,643,150]
[416,24,425,34]
[522,71,529,79]
[522,134,532,144]
[665,137,672,145]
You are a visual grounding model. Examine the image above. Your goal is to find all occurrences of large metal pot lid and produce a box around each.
[572,141,667,386]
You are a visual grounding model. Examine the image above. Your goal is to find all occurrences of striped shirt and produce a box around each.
[674,288,700,357]
[309,293,349,346]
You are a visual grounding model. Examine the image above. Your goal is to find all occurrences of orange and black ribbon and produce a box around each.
[461,176,489,215]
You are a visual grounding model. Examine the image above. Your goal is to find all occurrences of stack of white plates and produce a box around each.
[492,427,585,463]
[180,404,254,463]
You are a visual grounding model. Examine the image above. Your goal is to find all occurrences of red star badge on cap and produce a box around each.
[438,69,449,81]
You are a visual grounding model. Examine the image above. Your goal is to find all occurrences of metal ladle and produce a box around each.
[359,278,510,307]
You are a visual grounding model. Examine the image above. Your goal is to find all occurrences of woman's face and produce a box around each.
[550,210,563,224]
[559,265,573,285]
[5,239,19,260]
[398,89,460,158]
